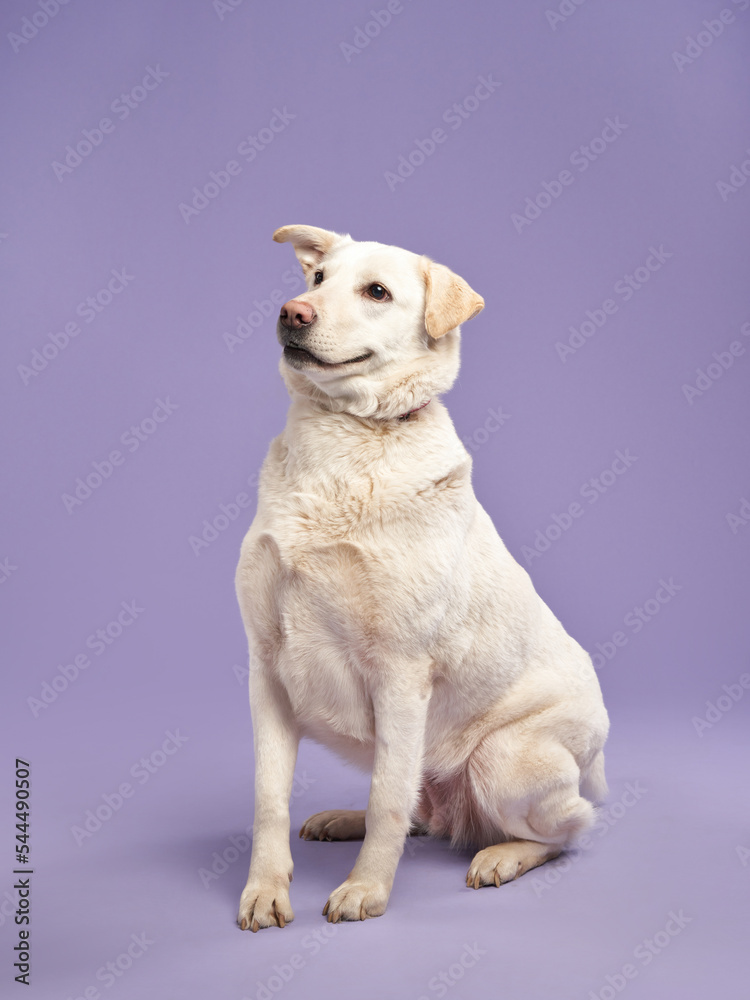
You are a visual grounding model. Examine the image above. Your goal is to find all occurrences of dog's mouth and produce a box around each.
[283,343,373,369]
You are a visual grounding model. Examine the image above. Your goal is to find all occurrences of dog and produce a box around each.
[235,225,609,930]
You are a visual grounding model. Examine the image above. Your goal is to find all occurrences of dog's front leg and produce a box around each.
[238,665,299,932]
[323,674,430,922]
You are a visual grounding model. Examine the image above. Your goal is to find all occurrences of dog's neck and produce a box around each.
[287,391,436,431]
[278,395,467,501]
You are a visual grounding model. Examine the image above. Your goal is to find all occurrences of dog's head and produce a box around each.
[273,225,484,420]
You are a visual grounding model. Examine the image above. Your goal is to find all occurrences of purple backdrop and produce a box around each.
[2,0,749,997]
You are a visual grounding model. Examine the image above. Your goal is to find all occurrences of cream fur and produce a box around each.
[235,226,609,930]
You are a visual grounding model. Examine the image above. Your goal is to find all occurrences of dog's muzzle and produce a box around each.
[277,297,372,369]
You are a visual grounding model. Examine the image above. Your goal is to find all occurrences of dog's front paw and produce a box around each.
[322,878,390,922]
[237,879,294,932]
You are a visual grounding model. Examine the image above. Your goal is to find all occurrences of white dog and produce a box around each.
[235,225,609,930]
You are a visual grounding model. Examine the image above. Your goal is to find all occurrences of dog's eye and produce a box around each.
[367,283,388,301]
[314,271,324,285]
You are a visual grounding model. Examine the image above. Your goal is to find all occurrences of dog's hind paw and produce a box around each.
[299,809,366,841]
[466,840,561,889]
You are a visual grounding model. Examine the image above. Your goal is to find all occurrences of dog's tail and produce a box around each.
[580,750,608,804]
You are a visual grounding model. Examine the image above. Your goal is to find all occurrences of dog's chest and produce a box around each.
[238,436,471,741]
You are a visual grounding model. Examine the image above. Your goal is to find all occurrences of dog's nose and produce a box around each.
[279,298,316,330]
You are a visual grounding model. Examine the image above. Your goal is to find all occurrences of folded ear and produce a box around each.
[272,225,353,272]
[421,257,484,339]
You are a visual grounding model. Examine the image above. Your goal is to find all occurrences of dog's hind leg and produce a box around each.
[300,809,427,841]
[463,730,599,889]
[300,810,366,841]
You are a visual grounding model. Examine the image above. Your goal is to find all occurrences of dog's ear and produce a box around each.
[421,257,484,339]
[272,225,353,273]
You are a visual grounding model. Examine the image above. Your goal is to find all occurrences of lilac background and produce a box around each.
[2,0,749,997]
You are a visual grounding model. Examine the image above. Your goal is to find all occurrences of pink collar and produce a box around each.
[397,398,431,422]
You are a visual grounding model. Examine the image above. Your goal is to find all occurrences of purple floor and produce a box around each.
[10,705,750,999]
[3,0,749,996]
